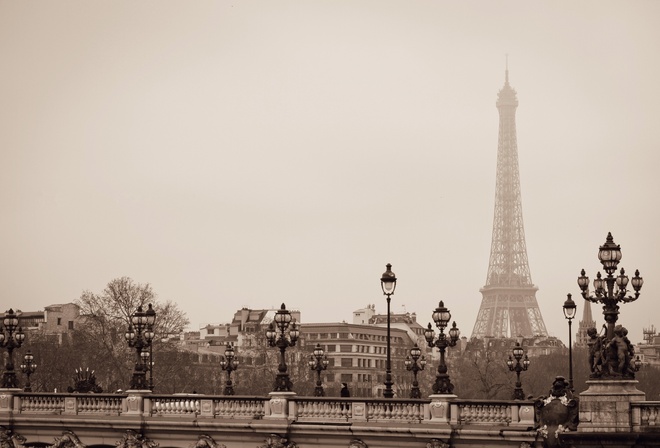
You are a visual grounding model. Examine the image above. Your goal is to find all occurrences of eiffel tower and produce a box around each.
[471,67,548,339]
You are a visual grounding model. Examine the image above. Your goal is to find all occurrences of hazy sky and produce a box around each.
[1,1,659,345]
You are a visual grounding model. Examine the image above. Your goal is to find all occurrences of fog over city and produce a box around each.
[1,1,659,345]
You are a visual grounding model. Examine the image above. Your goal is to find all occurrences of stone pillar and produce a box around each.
[424,394,456,424]
[124,390,152,417]
[265,391,296,420]
[578,380,645,433]
[0,388,20,414]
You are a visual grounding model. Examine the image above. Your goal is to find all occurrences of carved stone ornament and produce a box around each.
[258,434,297,448]
[347,439,367,448]
[116,430,159,448]
[429,401,447,419]
[426,439,450,448]
[519,443,532,448]
[190,435,225,448]
[51,431,86,448]
[533,376,578,448]
[0,428,25,448]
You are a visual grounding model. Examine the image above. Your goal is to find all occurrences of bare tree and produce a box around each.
[75,277,190,390]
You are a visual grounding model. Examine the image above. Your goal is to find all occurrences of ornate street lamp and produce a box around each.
[0,309,26,389]
[219,343,239,395]
[404,344,426,399]
[265,303,300,392]
[563,293,577,391]
[577,232,643,379]
[20,350,37,392]
[507,342,530,400]
[308,343,330,397]
[380,263,397,398]
[140,348,154,391]
[424,301,460,395]
[125,304,156,390]
[145,304,155,390]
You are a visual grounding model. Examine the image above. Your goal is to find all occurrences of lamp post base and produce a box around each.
[432,373,454,395]
[1,371,19,390]
[273,373,293,392]
[129,371,149,391]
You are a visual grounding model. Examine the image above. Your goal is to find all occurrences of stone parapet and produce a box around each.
[578,380,646,433]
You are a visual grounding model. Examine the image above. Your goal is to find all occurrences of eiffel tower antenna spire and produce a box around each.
[471,68,548,339]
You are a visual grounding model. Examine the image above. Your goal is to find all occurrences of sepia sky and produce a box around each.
[1,1,659,346]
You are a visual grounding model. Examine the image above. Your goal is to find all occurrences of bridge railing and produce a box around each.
[631,401,660,431]
[10,392,125,415]
[2,390,536,427]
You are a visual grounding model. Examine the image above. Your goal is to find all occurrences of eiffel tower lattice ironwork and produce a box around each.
[471,68,548,339]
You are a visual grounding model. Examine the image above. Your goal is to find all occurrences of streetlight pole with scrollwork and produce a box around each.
[404,344,426,399]
[0,309,26,389]
[219,343,239,395]
[265,303,300,392]
[20,350,37,392]
[424,301,460,395]
[308,343,329,397]
[577,232,643,379]
[507,342,530,400]
[125,304,156,390]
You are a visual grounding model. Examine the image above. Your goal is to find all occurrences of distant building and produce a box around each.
[186,305,429,397]
[15,303,81,335]
[636,325,660,367]
[301,320,414,397]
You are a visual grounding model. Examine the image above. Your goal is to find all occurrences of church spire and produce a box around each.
[576,298,597,346]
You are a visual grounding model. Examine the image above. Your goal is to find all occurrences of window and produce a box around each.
[207,329,215,335]
[68,321,74,330]
[340,373,353,383]
[341,358,352,367]
[339,345,352,353]
[57,318,62,326]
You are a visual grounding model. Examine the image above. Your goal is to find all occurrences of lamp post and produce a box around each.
[507,342,530,400]
[145,304,156,390]
[308,343,329,397]
[577,232,643,378]
[265,303,300,392]
[404,344,426,399]
[125,304,156,390]
[563,293,577,391]
[380,263,397,398]
[20,350,37,392]
[140,348,154,391]
[0,309,26,389]
[424,301,460,395]
[219,343,239,395]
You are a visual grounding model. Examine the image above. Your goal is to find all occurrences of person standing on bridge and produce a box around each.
[340,383,350,397]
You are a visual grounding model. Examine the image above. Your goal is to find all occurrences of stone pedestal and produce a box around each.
[424,394,456,424]
[0,388,21,413]
[265,391,296,419]
[124,389,152,416]
[578,380,645,433]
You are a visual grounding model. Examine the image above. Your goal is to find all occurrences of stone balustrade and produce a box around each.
[1,390,534,426]
[631,401,660,431]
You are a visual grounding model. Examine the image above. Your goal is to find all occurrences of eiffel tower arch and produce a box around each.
[471,68,548,339]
